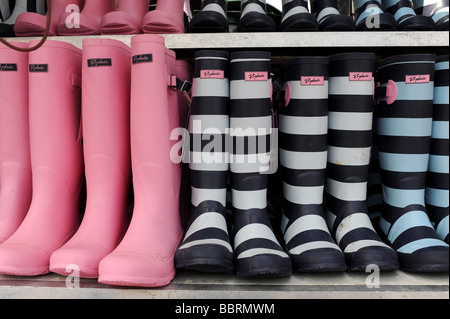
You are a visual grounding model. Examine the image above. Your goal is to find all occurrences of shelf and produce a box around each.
[0,270,448,299]
[5,31,449,51]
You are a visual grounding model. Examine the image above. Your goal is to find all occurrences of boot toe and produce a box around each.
[57,13,101,35]
[50,243,112,278]
[398,246,449,273]
[142,11,185,34]
[290,248,347,273]
[188,11,229,33]
[101,11,142,35]
[175,244,234,273]
[99,250,176,287]
[14,13,55,37]
[0,243,50,276]
[345,246,399,272]
[235,254,292,279]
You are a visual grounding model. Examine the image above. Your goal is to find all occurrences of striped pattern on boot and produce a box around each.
[279,57,346,272]
[278,0,319,31]
[175,50,234,272]
[325,52,399,272]
[376,54,449,272]
[382,0,435,30]
[310,0,355,31]
[230,51,292,278]
[426,55,449,244]
[352,0,397,30]
[238,0,276,32]
[412,0,449,30]
[188,0,229,32]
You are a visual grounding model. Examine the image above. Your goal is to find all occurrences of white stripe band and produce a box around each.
[193,78,229,97]
[326,179,368,201]
[334,213,376,245]
[328,146,371,166]
[280,149,328,170]
[329,76,374,96]
[232,188,267,210]
[284,214,329,244]
[279,115,328,135]
[191,186,227,207]
[283,183,324,205]
[328,112,373,131]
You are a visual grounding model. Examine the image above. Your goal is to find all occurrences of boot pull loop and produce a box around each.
[285,82,291,106]
[67,68,82,91]
[376,80,398,105]
[169,74,193,110]
[66,68,82,144]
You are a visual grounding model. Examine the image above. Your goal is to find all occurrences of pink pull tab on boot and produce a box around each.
[0,42,32,244]
[50,39,132,279]
[0,40,83,277]
[99,34,183,288]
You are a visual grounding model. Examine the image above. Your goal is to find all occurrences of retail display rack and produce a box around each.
[0,31,448,299]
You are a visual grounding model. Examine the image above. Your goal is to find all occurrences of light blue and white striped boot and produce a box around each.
[325,52,399,272]
[229,51,292,278]
[412,0,449,30]
[238,0,277,32]
[426,55,449,244]
[188,0,229,33]
[175,50,234,273]
[279,57,346,272]
[376,54,449,272]
[353,0,397,30]
[382,0,435,30]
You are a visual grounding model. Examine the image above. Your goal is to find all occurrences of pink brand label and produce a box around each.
[405,74,430,84]
[245,72,269,81]
[349,72,373,81]
[301,76,325,86]
[200,70,224,79]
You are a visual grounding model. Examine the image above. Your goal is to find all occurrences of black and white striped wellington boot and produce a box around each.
[382,0,435,30]
[237,0,277,32]
[229,51,292,278]
[188,0,229,33]
[0,0,46,37]
[310,0,355,31]
[325,53,399,272]
[375,54,449,272]
[412,0,449,30]
[352,0,397,30]
[278,0,318,31]
[175,50,234,273]
[279,57,346,272]
[367,121,384,223]
[426,55,449,244]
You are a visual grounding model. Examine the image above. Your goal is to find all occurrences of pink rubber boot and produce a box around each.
[58,0,115,35]
[14,0,83,37]
[0,42,31,244]
[50,38,132,279]
[142,0,185,34]
[98,35,183,288]
[0,40,83,276]
[101,0,149,35]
